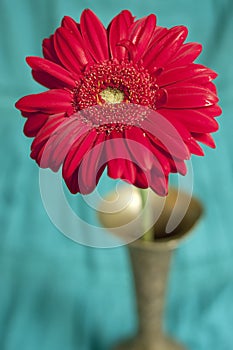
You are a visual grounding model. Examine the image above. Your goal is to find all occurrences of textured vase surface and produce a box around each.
[113,189,203,350]
[115,241,185,350]
[97,187,202,350]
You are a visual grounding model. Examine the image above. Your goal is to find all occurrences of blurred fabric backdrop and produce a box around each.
[0,0,233,349]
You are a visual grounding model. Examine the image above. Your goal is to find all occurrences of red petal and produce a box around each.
[61,16,95,65]
[157,64,217,87]
[200,105,222,117]
[169,158,187,175]
[185,73,218,86]
[125,126,170,188]
[105,134,123,179]
[61,16,81,36]
[150,171,168,196]
[63,166,82,194]
[142,113,190,160]
[129,14,156,61]
[109,10,134,61]
[192,133,216,148]
[42,35,60,64]
[202,82,217,94]
[63,129,97,179]
[154,88,168,108]
[165,83,219,108]
[116,39,137,61]
[107,159,124,179]
[27,56,77,89]
[146,140,186,175]
[129,15,156,46]
[30,113,66,162]
[80,9,109,62]
[124,127,154,172]
[40,118,90,171]
[133,165,148,188]
[143,26,188,70]
[106,131,137,184]
[160,108,219,133]
[107,158,138,186]
[64,174,77,193]
[186,137,204,156]
[39,117,76,170]
[123,160,138,185]
[152,112,205,156]
[146,131,191,171]
[149,27,169,47]
[167,43,202,68]
[144,136,171,175]
[31,71,61,90]
[23,113,48,137]
[15,89,73,114]
[31,113,66,151]
[78,133,106,194]
[106,132,125,178]
[160,114,204,157]
[54,27,88,74]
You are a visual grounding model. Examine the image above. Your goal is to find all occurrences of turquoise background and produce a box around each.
[0,0,233,349]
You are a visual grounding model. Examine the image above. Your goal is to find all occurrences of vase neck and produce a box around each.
[129,246,172,334]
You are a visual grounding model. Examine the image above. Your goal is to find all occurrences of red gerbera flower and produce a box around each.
[15,9,221,196]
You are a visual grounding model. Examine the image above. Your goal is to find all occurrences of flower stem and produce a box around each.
[139,188,154,241]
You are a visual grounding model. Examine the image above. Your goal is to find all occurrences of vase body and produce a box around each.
[97,187,203,350]
[115,240,185,350]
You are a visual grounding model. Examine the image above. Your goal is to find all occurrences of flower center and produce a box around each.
[74,60,157,111]
[99,87,124,104]
[72,60,160,133]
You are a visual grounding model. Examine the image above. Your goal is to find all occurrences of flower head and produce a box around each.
[15,9,221,195]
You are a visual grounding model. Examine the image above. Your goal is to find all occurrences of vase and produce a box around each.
[98,187,203,350]
[115,241,184,350]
